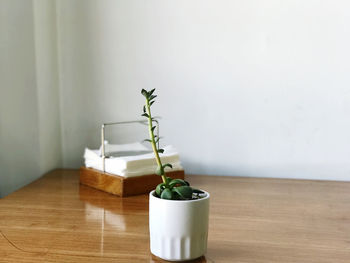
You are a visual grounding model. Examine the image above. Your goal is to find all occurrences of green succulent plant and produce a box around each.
[141,89,204,200]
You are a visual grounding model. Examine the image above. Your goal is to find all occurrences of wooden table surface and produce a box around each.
[1,169,350,262]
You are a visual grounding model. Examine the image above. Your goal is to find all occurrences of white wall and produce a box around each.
[33,0,62,174]
[0,0,62,197]
[56,0,350,181]
[1,0,349,198]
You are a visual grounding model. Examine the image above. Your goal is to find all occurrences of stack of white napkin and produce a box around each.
[84,142,183,178]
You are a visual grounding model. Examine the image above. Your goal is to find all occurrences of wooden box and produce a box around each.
[79,167,185,197]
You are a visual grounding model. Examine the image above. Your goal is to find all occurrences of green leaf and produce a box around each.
[169,179,187,187]
[156,183,165,196]
[163,163,173,169]
[154,136,163,143]
[171,190,181,200]
[143,105,146,113]
[143,139,152,143]
[157,149,164,154]
[148,88,156,96]
[173,186,193,199]
[151,126,156,132]
[150,101,155,106]
[149,95,157,101]
[166,176,172,182]
[141,89,148,97]
[156,166,164,176]
[141,113,149,118]
[161,188,173,199]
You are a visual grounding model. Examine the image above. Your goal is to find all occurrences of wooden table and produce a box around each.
[1,169,350,262]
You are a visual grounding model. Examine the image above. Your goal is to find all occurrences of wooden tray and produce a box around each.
[79,167,185,197]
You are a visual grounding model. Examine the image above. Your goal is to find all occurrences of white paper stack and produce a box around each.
[84,142,183,178]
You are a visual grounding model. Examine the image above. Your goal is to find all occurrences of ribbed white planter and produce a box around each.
[149,190,210,261]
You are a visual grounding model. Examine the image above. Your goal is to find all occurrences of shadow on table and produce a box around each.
[150,255,213,263]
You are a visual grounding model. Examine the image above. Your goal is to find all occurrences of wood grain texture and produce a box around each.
[79,167,185,197]
[1,169,350,262]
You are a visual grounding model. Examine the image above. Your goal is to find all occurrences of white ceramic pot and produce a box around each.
[149,190,210,261]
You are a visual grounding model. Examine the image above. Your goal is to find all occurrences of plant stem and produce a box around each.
[145,99,167,185]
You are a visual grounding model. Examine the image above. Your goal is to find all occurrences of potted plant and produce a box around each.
[141,89,210,261]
